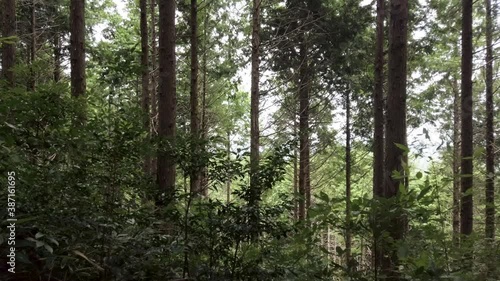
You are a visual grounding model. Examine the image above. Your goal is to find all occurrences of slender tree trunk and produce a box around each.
[373,0,385,274]
[250,0,261,204]
[484,0,495,241]
[345,91,352,271]
[1,0,16,85]
[190,0,201,194]
[157,0,177,203]
[460,0,473,238]
[140,0,151,175]
[383,0,409,279]
[298,38,310,221]
[293,115,298,220]
[199,10,209,196]
[452,78,461,246]
[150,0,158,177]
[53,35,61,82]
[29,0,36,90]
[305,138,311,210]
[70,0,86,97]
[373,0,385,199]
[227,131,231,203]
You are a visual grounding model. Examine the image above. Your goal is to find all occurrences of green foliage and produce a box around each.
[1,0,499,280]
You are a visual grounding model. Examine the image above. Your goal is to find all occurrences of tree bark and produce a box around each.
[140,0,151,175]
[383,0,409,279]
[29,0,36,90]
[373,0,385,272]
[373,0,385,199]
[150,0,158,177]
[345,90,352,271]
[227,131,231,203]
[298,37,310,221]
[293,113,298,220]
[452,77,461,245]
[199,11,209,195]
[70,0,86,97]
[53,35,61,82]
[373,0,385,273]
[190,0,201,194]
[460,0,473,238]
[250,0,261,204]
[157,0,177,203]
[1,0,16,85]
[484,0,495,241]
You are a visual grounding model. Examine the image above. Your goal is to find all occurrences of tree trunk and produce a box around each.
[29,0,36,90]
[227,131,231,203]
[298,38,310,221]
[140,0,151,175]
[484,0,495,241]
[293,114,298,220]
[199,9,209,196]
[1,0,16,85]
[250,0,261,204]
[373,0,385,273]
[460,0,473,238]
[373,0,385,199]
[53,35,61,82]
[150,0,158,177]
[345,90,352,271]
[383,0,409,279]
[452,77,461,245]
[190,0,201,194]
[70,0,86,97]
[157,0,177,203]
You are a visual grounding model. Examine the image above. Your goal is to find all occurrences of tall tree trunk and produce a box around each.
[373,0,385,273]
[345,91,352,271]
[373,0,385,199]
[1,0,16,85]
[70,0,86,97]
[190,0,201,194]
[150,0,158,177]
[53,35,61,82]
[452,77,461,245]
[298,38,310,221]
[227,131,231,203]
[29,0,36,90]
[140,0,151,175]
[383,0,409,279]
[199,9,209,196]
[484,0,495,241]
[157,0,177,203]
[248,0,261,240]
[293,114,298,220]
[460,0,473,238]
[250,0,261,204]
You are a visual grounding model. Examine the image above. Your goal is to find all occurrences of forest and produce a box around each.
[0,0,499,280]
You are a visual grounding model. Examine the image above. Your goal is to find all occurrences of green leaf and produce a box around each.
[394,143,410,153]
[4,122,18,130]
[44,244,54,254]
[397,244,409,259]
[416,171,423,179]
[26,237,45,248]
[73,250,104,272]
[16,252,33,265]
[399,182,407,195]
[418,186,431,200]
[336,246,344,255]
[318,191,329,202]
[35,232,45,239]
[47,237,59,246]
[320,246,330,254]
